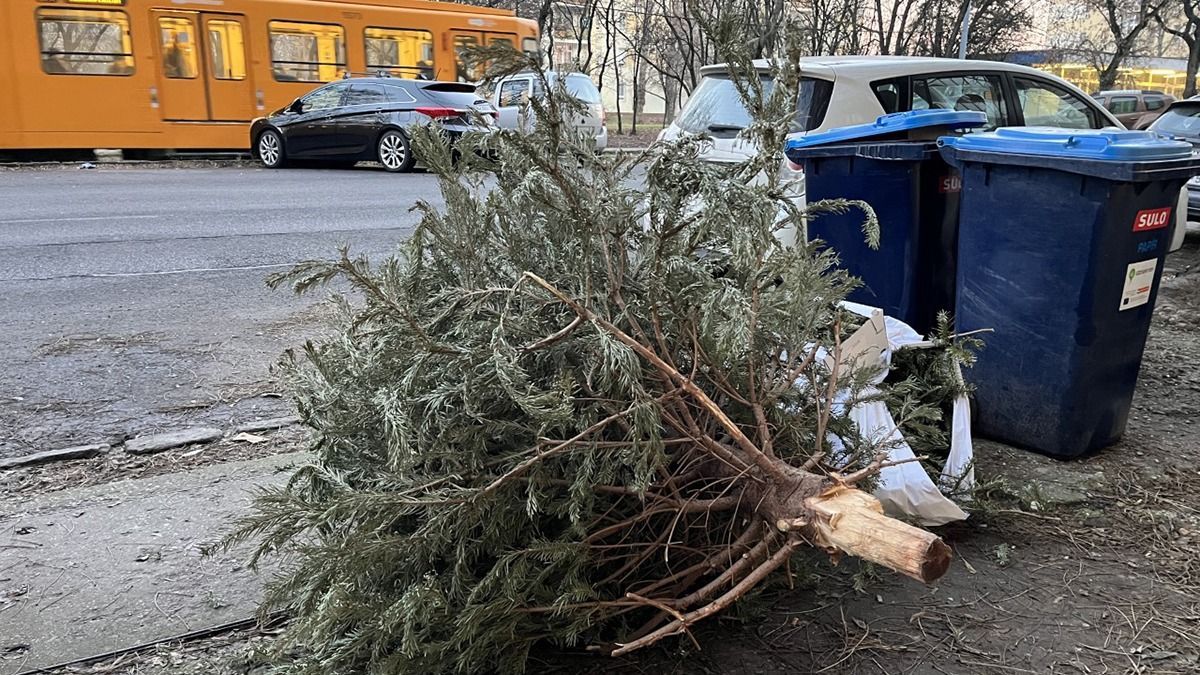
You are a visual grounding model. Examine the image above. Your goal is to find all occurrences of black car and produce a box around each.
[1149,100,1200,221]
[250,77,496,172]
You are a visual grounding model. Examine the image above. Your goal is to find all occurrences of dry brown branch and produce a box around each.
[524,272,791,485]
[520,315,584,352]
[611,539,802,656]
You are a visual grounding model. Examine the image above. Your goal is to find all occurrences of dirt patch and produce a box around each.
[607,132,659,150]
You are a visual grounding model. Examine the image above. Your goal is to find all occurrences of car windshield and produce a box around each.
[563,75,601,103]
[674,73,832,137]
[1153,104,1200,140]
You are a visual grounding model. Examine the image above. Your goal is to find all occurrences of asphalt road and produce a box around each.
[0,165,441,459]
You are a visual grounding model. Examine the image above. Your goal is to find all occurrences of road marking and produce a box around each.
[0,225,414,251]
[11,262,299,283]
[0,214,161,225]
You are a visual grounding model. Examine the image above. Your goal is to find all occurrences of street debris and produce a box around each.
[0,443,108,470]
[229,432,268,445]
[233,416,299,434]
[125,428,223,456]
[224,49,979,675]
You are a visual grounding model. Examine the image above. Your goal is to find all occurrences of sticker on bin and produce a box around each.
[1120,259,1157,311]
[1132,206,1172,232]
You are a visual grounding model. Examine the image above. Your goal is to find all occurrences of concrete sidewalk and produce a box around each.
[0,452,306,674]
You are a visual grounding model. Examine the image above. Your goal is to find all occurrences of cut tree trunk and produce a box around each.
[804,486,951,583]
[749,461,952,584]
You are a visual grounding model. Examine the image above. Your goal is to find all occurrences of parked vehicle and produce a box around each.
[1093,90,1176,130]
[0,0,536,158]
[250,77,497,172]
[486,71,607,149]
[1148,100,1200,227]
[661,56,1121,162]
[659,56,1186,251]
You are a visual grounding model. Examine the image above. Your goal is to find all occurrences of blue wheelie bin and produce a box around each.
[939,128,1200,458]
[785,110,986,334]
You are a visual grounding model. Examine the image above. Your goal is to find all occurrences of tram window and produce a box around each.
[37,9,134,76]
[365,28,433,79]
[207,20,246,80]
[269,21,346,82]
[523,37,539,58]
[454,35,480,82]
[158,17,198,79]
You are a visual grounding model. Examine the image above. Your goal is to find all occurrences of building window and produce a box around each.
[38,9,134,76]
[207,19,246,80]
[364,28,433,79]
[269,21,345,82]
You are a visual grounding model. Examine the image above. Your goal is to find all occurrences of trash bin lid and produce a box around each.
[786,110,987,150]
[938,126,1194,161]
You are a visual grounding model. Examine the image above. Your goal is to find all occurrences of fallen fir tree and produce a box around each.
[225,41,960,674]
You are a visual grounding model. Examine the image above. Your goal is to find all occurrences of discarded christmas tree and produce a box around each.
[227,40,956,674]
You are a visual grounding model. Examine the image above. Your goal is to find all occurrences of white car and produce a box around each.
[659,56,1187,250]
[487,71,608,150]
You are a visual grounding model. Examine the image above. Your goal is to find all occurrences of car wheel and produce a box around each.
[377,130,415,173]
[257,130,286,169]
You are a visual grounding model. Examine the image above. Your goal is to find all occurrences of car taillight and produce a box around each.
[415,107,461,119]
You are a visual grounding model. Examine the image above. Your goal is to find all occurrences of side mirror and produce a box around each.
[288,99,304,114]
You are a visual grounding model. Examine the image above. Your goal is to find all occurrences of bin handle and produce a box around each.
[875,111,909,128]
[1064,135,1110,153]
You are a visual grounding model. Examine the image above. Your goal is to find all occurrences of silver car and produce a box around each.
[487,71,608,149]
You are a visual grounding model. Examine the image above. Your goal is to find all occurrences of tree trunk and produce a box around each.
[804,488,951,582]
[1186,34,1199,98]
[748,461,952,585]
[662,76,678,122]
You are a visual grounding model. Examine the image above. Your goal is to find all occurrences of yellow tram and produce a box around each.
[0,0,537,153]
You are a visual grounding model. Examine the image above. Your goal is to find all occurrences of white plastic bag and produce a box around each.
[832,302,973,525]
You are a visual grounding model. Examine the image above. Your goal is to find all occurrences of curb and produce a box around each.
[0,417,303,470]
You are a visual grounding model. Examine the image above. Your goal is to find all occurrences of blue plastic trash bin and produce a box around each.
[785,110,986,334]
[939,127,1200,458]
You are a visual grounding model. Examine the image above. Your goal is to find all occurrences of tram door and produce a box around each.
[200,15,254,121]
[151,11,255,121]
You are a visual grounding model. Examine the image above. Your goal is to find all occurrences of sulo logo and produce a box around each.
[1132,207,1172,232]
[938,175,961,193]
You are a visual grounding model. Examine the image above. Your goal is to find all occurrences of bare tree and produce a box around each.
[863,0,1031,58]
[868,0,922,54]
[1156,0,1200,97]
[1087,0,1170,90]
[797,0,869,55]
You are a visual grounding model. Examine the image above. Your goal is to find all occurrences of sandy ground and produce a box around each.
[0,450,307,675]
